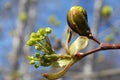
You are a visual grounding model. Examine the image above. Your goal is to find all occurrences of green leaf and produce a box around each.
[69,36,89,56]
[57,59,71,67]
[43,59,76,80]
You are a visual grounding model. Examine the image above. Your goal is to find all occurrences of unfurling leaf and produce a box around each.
[69,36,89,56]
[43,59,76,80]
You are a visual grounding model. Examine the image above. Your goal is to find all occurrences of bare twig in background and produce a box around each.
[10,0,29,80]
[20,0,38,80]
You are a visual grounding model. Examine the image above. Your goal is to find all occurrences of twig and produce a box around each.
[83,47,101,57]
[88,34,101,44]
[75,36,120,59]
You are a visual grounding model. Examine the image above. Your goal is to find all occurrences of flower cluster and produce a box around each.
[27,27,59,68]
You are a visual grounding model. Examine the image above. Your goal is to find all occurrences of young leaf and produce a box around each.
[43,59,77,80]
[69,36,89,56]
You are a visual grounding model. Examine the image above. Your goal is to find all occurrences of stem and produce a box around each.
[83,47,101,57]
[88,35,101,44]
[65,28,72,55]
[77,43,120,59]
[100,43,120,50]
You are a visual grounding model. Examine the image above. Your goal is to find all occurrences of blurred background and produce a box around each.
[0,0,120,80]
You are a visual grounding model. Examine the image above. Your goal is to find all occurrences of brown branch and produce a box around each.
[88,35,101,44]
[75,37,120,59]
[83,47,101,57]
[100,43,120,50]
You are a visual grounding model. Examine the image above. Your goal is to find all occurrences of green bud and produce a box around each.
[27,38,36,46]
[67,6,91,36]
[34,64,39,68]
[35,45,41,51]
[39,36,45,41]
[45,27,52,33]
[35,52,40,57]
[28,56,34,60]
[40,61,51,67]
[47,54,58,60]
[26,40,33,46]
[30,32,37,38]
[36,32,41,37]
[38,28,46,35]
[26,38,36,46]
[29,60,35,65]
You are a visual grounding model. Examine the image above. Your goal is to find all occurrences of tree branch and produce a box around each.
[75,36,120,59]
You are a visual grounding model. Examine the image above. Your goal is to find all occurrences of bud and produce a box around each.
[30,32,37,38]
[35,52,40,57]
[45,27,52,33]
[28,56,34,60]
[40,61,51,67]
[34,64,39,68]
[67,6,91,36]
[35,45,41,51]
[29,60,35,65]
[26,38,36,46]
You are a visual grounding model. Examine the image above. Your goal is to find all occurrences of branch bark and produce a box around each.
[10,0,29,80]
[19,0,38,80]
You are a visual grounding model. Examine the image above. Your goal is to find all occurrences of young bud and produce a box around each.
[35,45,41,51]
[35,52,40,57]
[30,32,37,38]
[26,38,36,46]
[28,56,34,60]
[34,64,39,68]
[40,61,51,67]
[45,27,52,33]
[67,6,91,36]
[29,60,35,65]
